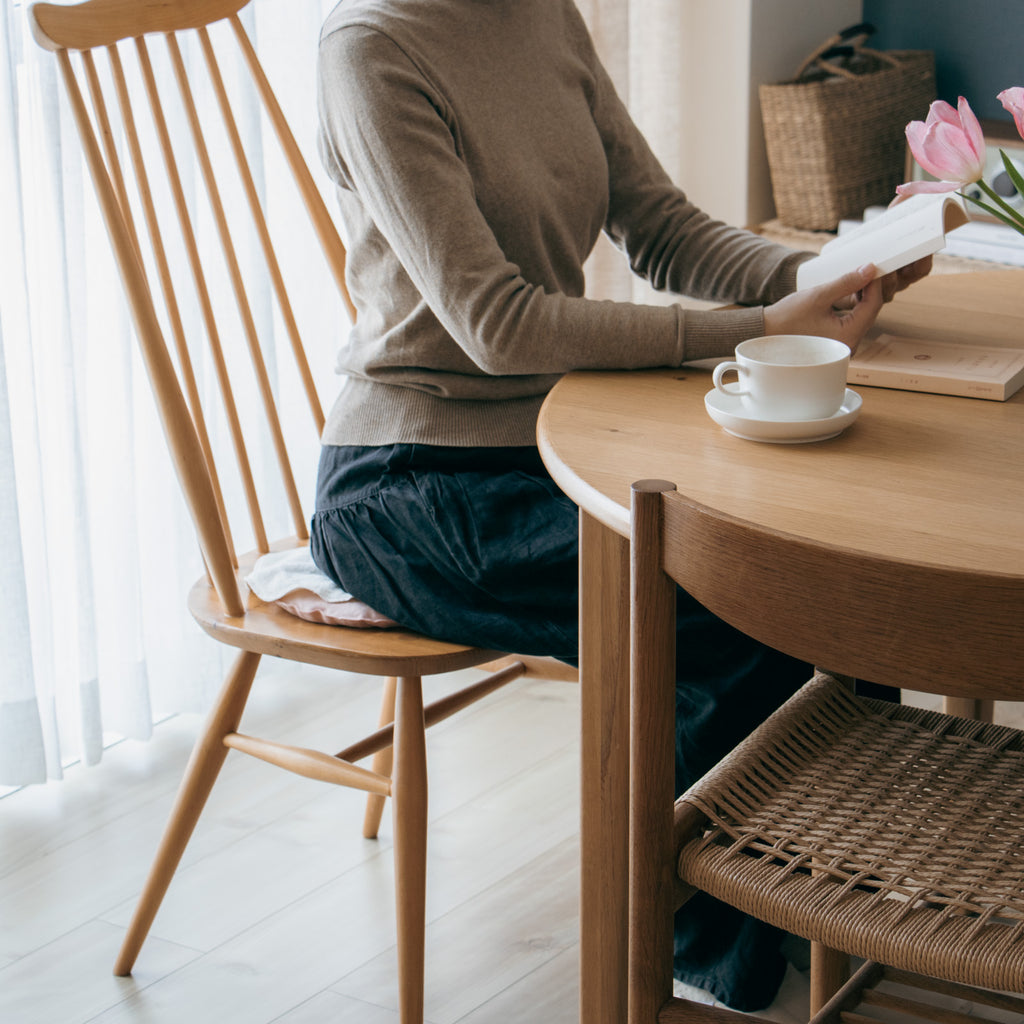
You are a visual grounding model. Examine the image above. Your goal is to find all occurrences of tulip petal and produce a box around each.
[905,121,927,162]
[926,99,960,128]
[906,122,953,181]
[956,96,986,163]
[930,121,985,181]
[907,121,977,183]
[998,87,1024,141]
[896,179,962,197]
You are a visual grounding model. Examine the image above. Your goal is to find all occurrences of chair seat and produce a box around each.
[676,674,1024,995]
[187,543,503,677]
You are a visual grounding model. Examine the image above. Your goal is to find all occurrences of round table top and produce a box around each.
[538,270,1024,581]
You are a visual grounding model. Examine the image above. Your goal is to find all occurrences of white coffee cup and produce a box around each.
[712,335,850,421]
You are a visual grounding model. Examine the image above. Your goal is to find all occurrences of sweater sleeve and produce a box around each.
[580,36,809,315]
[317,24,803,375]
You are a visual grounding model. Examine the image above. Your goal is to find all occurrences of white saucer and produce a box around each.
[704,388,862,443]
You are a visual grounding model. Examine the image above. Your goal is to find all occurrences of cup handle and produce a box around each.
[713,360,746,396]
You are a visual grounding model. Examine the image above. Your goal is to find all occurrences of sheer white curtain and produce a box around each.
[0,0,339,787]
[578,0,690,304]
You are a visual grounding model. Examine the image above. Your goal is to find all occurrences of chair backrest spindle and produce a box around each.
[111,35,240,562]
[30,0,355,612]
[52,42,246,614]
[164,26,289,551]
[197,25,326,440]
[81,49,139,251]
[227,13,355,326]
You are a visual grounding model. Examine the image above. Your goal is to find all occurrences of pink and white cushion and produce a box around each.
[245,547,398,629]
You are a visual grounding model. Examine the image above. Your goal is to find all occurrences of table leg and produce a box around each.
[943,696,994,723]
[578,510,631,1024]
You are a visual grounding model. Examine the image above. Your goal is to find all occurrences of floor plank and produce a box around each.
[273,990,405,1024]
[454,946,578,1024]
[0,920,198,1024]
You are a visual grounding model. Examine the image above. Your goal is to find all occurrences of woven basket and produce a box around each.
[760,24,936,231]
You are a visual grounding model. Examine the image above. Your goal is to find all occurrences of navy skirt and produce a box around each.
[310,442,811,1011]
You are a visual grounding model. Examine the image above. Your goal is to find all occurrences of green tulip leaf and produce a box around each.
[963,190,1024,232]
[1000,148,1024,205]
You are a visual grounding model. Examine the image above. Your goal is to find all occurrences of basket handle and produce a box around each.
[793,22,899,81]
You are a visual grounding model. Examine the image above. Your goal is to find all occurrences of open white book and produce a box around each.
[796,193,970,291]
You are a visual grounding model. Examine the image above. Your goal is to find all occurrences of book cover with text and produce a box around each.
[848,334,1024,401]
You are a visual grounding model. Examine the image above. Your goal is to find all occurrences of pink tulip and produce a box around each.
[896,97,986,197]
[998,87,1024,141]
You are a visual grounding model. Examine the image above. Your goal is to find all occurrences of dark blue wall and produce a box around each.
[863,0,1023,124]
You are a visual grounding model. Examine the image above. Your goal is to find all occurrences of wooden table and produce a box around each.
[536,270,1024,1024]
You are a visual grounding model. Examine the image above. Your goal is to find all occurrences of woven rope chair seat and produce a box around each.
[677,674,1024,994]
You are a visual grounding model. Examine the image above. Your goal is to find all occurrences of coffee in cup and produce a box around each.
[712,335,850,421]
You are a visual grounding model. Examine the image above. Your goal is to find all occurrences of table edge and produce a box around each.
[537,405,630,538]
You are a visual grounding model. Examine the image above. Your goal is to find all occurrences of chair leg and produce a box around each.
[392,675,428,1024]
[363,676,397,839]
[113,649,262,976]
[810,942,850,1015]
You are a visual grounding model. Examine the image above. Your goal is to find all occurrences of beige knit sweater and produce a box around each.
[316,0,809,447]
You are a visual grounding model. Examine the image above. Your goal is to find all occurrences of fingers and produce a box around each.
[815,264,878,305]
[763,263,884,346]
[818,265,880,339]
[848,276,884,330]
[899,254,933,287]
[839,283,882,353]
[879,255,934,303]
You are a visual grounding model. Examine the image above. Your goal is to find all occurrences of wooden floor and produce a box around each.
[0,664,583,1024]
[1,663,1020,1024]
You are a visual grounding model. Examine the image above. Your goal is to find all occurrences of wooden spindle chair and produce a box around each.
[28,3,576,1020]
[628,479,1024,1024]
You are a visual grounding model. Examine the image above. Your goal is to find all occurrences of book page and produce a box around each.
[819,194,938,252]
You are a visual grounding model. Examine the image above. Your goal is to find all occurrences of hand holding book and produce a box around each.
[765,264,884,349]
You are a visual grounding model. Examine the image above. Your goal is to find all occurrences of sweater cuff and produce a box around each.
[771,249,815,302]
[680,305,767,363]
